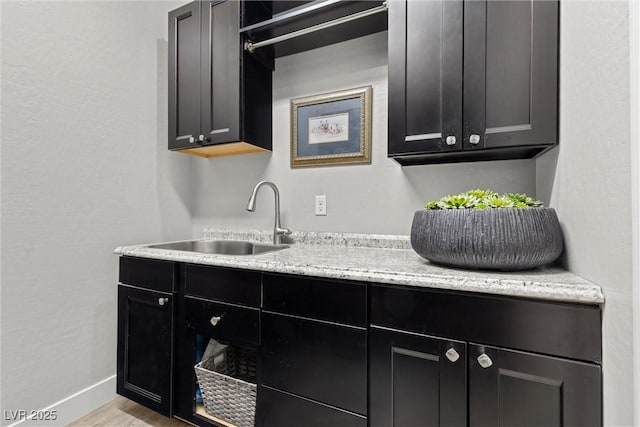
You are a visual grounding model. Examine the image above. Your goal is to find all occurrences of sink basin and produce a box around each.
[148,240,288,256]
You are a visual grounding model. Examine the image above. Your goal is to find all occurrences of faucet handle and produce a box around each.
[276,227,292,236]
[275,227,292,245]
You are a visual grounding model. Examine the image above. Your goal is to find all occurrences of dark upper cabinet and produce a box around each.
[469,344,602,427]
[168,1,272,158]
[169,2,200,151]
[388,0,463,157]
[388,0,558,165]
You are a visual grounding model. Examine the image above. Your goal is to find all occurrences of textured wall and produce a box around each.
[536,1,633,424]
[191,32,537,237]
[2,0,631,424]
[0,0,3,414]
[0,1,190,424]
[632,0,640,422]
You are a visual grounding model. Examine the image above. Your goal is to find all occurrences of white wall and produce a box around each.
[0,0,4,414]
[1,1,633,425]
[536,1,633,425]
[0,1,191,425]
[630,0,640,422]
[192,32,537,237]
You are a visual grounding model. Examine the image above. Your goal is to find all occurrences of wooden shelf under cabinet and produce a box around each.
[195,404,237,427]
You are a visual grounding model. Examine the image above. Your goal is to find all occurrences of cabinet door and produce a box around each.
[369,326,467,427]
[469,344,601,427]
[117,285,173,416]
[388,0,463,156]
[200,0,240,145]
[463,0,558,151]
[168,1,202,150]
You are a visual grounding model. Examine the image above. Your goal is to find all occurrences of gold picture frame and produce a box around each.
[290,86,372,168]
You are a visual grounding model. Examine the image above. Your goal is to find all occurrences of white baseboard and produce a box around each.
[5,375,116,427]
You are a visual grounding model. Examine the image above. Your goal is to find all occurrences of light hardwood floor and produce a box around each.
[68,396,191,427]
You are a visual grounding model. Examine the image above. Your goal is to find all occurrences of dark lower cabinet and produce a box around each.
[175,264,262,427]
[116,259,602,427]
[469,344,602,427]
[260,312,367,415]
[369,327,602,427]
[259,274,368,425]
[116,285,174,416]
[370,284,602,427]
[369,327,467,427]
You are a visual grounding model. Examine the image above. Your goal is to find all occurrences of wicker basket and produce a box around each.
[194,346,257,427]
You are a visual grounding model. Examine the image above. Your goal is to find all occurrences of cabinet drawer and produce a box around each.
[183,297,259,347]
[119,257,176,293]
[184,264,260,307]
[371,285,602,363]
[261,312,367,415]
[263,274,366,326]
[257,386,367,427]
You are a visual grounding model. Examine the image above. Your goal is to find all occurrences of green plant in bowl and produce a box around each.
[425,189,543,210]
[412,189,561,271]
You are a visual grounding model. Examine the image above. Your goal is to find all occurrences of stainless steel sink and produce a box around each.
[147,240,288,256]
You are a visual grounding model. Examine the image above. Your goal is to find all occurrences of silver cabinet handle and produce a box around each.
[477,353,493,369]
[158,297,169,306]
[445,348,460,362]
[469,134,481,145]
[445,135,456,146]
[210,315,223,327]
[198,134,205,142]
[188,136,195,144]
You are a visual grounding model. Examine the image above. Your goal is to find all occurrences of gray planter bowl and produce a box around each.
[410,208,563,271]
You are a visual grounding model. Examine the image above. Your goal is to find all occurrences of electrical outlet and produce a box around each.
[315,195,327,216]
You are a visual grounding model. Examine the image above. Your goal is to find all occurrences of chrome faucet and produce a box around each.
[246,181,291,245]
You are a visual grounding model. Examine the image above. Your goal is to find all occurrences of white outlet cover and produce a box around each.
[315,195,327,216]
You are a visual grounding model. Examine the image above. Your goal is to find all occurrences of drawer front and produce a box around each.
[371,285,602,363]
[183,297,260,346]
[263,273,366,326]
[257,386,367,427]
[261,312,367,415]
[184,264,261,307]
[119,257,176,293]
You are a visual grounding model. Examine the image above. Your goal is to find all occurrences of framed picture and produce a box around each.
[290,86,372,168]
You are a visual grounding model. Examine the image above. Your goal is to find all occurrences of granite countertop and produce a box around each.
[114,229,604,305]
